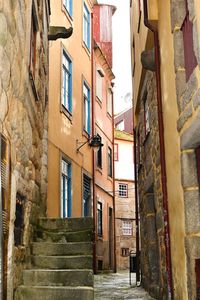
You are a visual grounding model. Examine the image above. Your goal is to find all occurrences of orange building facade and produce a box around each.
[93,4,116,272]
[48,0,96,218]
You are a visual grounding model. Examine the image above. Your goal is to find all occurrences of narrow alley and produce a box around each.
[94,271,154,300]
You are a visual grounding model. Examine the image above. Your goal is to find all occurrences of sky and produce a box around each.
[97,0,132,115]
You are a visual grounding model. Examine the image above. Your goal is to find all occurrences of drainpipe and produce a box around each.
[91,11,97,274]
[143,1,173,298]
[133,128,140,283]
[112,90,116,273]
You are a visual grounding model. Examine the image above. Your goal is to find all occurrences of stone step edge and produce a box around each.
[31,242,93,245]
[31,255,93,258]
[36,229,93,233]
[24,268,93,272]
[17,285,94,290]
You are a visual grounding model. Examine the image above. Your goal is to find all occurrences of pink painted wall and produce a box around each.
[93,4,116,67]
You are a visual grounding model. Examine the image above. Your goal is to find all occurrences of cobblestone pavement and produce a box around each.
[94,271,154,300]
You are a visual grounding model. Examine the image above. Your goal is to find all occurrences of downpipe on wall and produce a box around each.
[143,0,173,298]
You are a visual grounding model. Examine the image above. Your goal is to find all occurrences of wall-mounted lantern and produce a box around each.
[76,135,104,153]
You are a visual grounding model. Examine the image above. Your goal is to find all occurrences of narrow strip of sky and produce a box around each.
[97,0,132,114]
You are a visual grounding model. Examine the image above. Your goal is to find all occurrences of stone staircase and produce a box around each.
[15,217,94,300]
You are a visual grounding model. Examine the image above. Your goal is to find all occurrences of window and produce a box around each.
[107,88,112,116]
[83,82,91,134]
[144,95,150,136]
[61,159,72,218]
[121,248,129,257]
[119,183,128,198]
[83,3,90,50]
[196,147,200,186]
[97,135,102,168]
[116,120,124,131]
[137,0,142,33]
[181,0,197,81]
[62,50,72,113]
[96,69,104,101]
[97,201,103,236]
[108,147,112,177]
[114,143,118,161]
[122,221,132,236]
[30,4,38,79]
[63,0,72,17]
[83,174,91,217]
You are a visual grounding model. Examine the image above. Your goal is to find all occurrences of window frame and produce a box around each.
[61,158,72,218]
[181,0,197,82]
[122,221,132,236]
[108,146,113,178]
[83,173,91,217]
[119,183,128,198]
[63,0,73,17]
[83,2,91,51]
[107,87,113,116]
[96,68,104,102]
[116,120,125,131]
[62,49,72,114]
[114,143,119,161]
[96,134,102,169]
[83,81,91,135]
[97,201,103,236]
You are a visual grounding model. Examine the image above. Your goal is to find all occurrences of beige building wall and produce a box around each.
[130,0,187,298]
[157,1,187,298]
[48,0,95,217]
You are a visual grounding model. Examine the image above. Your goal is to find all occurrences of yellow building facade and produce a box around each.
[48,0,96,218]
[130,0,199,298]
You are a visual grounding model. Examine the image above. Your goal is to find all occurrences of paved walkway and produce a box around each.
[94,271,154,300]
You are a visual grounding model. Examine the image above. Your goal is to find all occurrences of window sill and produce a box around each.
[107,112,112,120]
[107,175,113,182]
[82,130,90,139]
[82,42,91,59]
[96,166,103,174]
[61,105,72,123]
[62,5,73,25]
[29,70,39,101]
[97,235,103,240]
[96,96,102,107]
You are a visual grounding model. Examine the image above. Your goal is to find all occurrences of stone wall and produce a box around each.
[136,71,167,299]
[0,0,49,298]
[171,0,200,298]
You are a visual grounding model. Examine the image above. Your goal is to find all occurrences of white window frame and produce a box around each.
[122,221,132,236]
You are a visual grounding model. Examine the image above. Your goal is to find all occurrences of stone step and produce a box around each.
[15,286,94,300]
[31,255,93,269]
[31,242,93,256]
[36,229,93,243]
[23,269,93,287]
[38,217,93,232]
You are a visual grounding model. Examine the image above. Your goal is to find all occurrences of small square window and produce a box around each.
[121,248,129,257]
[122,221,132,236]
[119,183,128,198]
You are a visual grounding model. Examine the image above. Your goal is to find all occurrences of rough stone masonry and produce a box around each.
[0,1,50,299]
